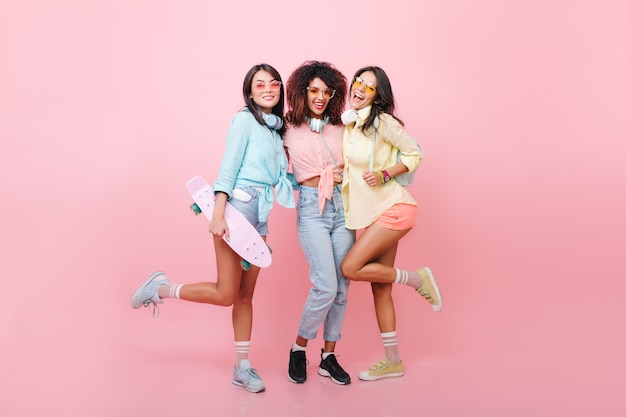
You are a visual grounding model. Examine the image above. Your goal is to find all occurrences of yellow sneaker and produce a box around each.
[358,358,404,381]
[417,267,442,312]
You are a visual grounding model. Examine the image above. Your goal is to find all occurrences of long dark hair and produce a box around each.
[285,61,347,127]
[242,63,286,134]
[351,66,403,132]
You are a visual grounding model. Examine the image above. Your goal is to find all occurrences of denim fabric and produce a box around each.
[228,187,268,236]
[213,111,294,222]
[296,185,355,341]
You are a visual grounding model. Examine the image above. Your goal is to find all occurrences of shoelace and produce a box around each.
[143,299,160,318]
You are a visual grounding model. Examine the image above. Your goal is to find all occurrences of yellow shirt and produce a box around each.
[341,107,423,229]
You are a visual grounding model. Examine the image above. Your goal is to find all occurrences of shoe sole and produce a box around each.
[358,371,404,381]
[231,380,265,393]
[318,368,350,385]
[130,271,166,309]
[288,374,306,384]
[422,267,443,312]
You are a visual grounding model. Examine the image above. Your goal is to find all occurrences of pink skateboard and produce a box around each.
[186,176,272,269]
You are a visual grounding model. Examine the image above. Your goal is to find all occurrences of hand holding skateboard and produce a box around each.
[186,176,272,270]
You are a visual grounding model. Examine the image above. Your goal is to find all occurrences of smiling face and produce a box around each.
[250,69,282,114]
[306,77,334,118]
[349,70,378,110]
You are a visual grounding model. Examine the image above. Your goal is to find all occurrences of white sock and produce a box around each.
[394,269,409,285]
[395,269,422,289]
[235,341,250,367]
[292,343,307,352]
[157,284,183,299]
[381,331,400,363]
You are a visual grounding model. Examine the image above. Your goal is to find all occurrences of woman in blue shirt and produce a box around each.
[130,63,294,393]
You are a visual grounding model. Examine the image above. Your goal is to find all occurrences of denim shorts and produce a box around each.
[228,186,268,236]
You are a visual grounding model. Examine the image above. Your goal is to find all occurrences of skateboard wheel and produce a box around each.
[241,260,252,271]
[266,244,272,254]
[190,202,202,215]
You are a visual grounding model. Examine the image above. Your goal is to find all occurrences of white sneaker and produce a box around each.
[232,359,265,393]
[130,271,170,317]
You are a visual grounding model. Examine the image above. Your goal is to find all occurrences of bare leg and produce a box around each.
[342,224,407,374]
[340,223,410,284]
[295,335,308,347]
[177,234,246,305]
[232,261,260,342]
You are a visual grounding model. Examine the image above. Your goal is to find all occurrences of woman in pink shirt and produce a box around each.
[282,61,354,385]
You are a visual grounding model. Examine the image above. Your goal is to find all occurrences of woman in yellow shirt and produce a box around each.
[340,66,443,381]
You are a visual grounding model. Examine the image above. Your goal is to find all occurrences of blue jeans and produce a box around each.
[228,187,268,236]
[296,185,355,341]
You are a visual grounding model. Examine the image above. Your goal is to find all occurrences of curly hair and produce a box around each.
[350,66,403,133]
[285,61,347,127]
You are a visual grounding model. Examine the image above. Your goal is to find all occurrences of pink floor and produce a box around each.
[5,283,623,417]
[113,346,621,417]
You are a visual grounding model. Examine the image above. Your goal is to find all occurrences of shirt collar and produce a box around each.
[355,106,372,126]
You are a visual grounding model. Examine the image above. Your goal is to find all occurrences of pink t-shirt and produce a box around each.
[283,123,345,213]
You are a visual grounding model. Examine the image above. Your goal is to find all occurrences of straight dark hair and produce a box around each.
[242,63,285,134]
[351,66,403,133]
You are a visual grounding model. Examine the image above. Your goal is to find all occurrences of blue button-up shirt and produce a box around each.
[213,110,295,221]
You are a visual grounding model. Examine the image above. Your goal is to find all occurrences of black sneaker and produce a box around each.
[317,349,351,385]
[288,349,307,383]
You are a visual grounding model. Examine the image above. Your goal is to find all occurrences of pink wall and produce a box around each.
[2,1,624,415]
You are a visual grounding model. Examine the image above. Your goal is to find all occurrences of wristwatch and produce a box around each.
[381,170,392,184]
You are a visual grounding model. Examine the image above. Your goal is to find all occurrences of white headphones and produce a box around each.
[341,109,357,125]
[304,115,329,133]
[262,112,283,130]
[243,106,283,130]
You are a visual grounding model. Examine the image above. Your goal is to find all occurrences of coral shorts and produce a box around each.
[374,203,418,230]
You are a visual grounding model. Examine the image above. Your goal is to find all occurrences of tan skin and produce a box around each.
[177,69,280,343]
[340,71,420,337]
[294,77,342,353]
